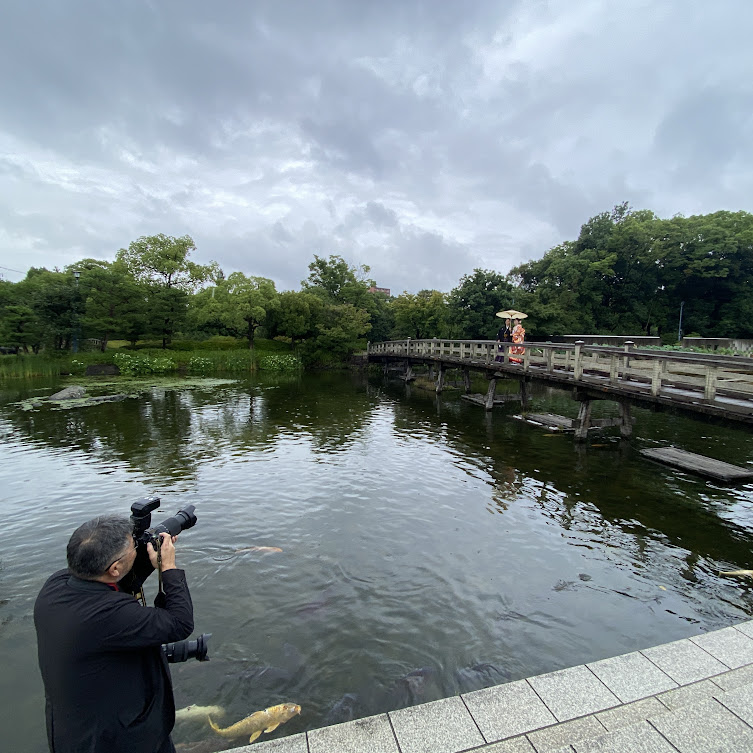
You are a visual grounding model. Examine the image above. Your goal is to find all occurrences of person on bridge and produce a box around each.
[495,318,512,362]
[510,318,526,364]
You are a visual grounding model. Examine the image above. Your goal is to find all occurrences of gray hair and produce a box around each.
[67,515,134,579]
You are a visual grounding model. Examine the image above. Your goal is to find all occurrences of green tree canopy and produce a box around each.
[447,270,514,339]
[190,273,279,349]
[117,234,218,347]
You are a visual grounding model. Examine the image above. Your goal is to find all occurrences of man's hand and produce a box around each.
[147,532,177,571]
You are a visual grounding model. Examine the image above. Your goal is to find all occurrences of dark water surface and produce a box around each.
[2,373,753,751]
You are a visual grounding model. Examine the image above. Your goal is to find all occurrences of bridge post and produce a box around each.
[484,378,497,411]
[404,361,413,382]
[622,341,634,378]
[463,368,472,393]
[520,379,529,409]
[545,348,554,373]
[618,401,633,438]
[436,364,446,394]
[704,365,718,402]
[573,398,592,441]
[610,354,618,384]
[406,337,411,356]
[651,359,667,396]
[574,341,585,380]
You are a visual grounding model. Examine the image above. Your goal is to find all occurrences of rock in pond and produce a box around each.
[49,386,87,400]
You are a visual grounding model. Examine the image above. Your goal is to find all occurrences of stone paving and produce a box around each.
[224,620,753,753]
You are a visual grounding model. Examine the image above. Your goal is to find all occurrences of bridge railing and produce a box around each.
[367,339,753,402]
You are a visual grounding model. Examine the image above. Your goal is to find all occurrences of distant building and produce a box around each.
[368,286,391,296]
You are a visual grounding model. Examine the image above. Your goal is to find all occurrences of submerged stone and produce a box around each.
[49,386,86,400]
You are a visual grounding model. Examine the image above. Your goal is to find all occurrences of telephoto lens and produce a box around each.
[162,633,211,663]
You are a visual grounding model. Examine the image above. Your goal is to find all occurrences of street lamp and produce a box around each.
[72,270,81,354]
[677,301,685,344]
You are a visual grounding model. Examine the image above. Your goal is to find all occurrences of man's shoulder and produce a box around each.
[39,568,72,591]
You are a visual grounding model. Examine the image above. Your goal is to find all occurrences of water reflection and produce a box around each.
[1,375,380,486]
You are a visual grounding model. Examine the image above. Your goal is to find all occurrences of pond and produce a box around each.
[2,372,753,752]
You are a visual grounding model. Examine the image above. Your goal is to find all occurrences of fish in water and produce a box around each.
[322,693,359,726]
[720,569,753,577]
[235,546,283,554]
[209,702,301,744]
[387,667,437,708]
[175,704,226,723]
[454,663,508,693]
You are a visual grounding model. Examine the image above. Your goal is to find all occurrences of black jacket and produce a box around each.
[34,561,193,753]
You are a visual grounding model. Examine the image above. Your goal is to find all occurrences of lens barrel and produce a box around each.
[150,504,197,539]
[162,633,211,663]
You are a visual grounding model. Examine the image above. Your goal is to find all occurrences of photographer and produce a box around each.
[34,515,193,753]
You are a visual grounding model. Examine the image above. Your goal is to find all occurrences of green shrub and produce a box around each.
[258,354,301,372]
[187,356,213,374]
[113,353,176,376]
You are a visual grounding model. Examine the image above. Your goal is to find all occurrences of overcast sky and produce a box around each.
[1,0,751,293]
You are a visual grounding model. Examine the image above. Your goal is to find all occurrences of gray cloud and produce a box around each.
[1,0,751,289]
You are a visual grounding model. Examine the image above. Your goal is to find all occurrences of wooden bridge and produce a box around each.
[367,339,753,440]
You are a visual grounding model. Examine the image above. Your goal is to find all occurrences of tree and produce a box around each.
[22,268,77,350]
[301,302,372,365]
[302,254,373,305]
[0,277,44,352]
[73,260,149,351]
[267,290,324,348]
[190,273,279,349]
[117,234,218,348]
[391,290,448,339]
[447,270,514,339]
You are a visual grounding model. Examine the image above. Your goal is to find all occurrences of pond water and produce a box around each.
[2,372,753,752]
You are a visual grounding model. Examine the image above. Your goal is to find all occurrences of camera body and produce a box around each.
[129,496,208,663]
[130,496,197,548]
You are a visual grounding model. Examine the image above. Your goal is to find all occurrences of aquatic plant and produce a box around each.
[113,353,176,376]
[187,356,213,374]
[258,354,301,372]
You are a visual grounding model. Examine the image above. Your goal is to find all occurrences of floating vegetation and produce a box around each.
[15,377,239,411]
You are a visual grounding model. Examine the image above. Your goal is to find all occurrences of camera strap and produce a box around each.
[156,540,165,597]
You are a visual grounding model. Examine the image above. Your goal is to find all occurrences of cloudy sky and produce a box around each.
[1,0,751,293]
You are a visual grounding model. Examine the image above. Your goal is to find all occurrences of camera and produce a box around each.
[130,496,197,548]
[163,633,212,663]
[129,497,208,663]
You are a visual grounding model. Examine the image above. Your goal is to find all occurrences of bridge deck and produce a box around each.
[226,620,753,753]
[368,340,753,425]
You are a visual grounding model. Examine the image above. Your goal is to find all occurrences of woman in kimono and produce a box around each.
[509,318,526,364]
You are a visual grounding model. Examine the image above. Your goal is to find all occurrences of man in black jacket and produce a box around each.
[34,515,194,753]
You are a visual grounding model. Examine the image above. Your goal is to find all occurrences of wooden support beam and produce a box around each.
[463,368,471,394]
[618,401,633,438]
[436,364,446,394]
[484,378,497,411]
[520,379,529,410]
[573,399,592,441]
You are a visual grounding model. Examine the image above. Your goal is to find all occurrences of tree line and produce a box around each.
[1,205,751,363]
